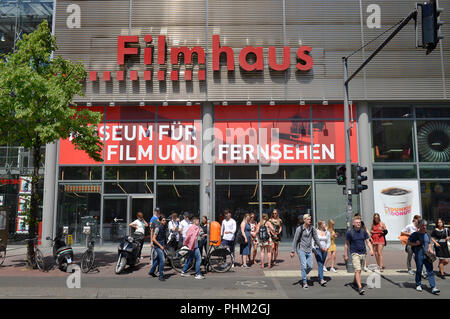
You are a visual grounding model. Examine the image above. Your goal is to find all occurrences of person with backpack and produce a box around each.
[255,213,276,269]
[344,216,374,295]
[407,219,440,295]
[289,214,324,289]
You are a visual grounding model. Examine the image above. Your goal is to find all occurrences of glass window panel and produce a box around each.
[102,197,128,243]
[372,106,412,118]
[215,105,258,120]
[416,107,450,118]
[215,183,259,222]
[157,184,199,217]
[314,165,357,179]
[373,165,417,179]
[372,120,415,162]
[419,164,450,179]
[312,104,355,119]
[315,182,360,232]
[262,165,311,179]
[104,182,153,194]
[421,182,450,224]
[56,184,101,245]
[59,166,102,180]
[104,166,154,180]
[260,105,310,120]
[215,166,259,179]
[156,166,200,179]
[416,120,450,162]
[262,183,312,239]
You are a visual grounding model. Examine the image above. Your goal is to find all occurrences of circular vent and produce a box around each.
[417,121,450,162]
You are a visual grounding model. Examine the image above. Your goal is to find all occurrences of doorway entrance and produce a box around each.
[102,194,154,244]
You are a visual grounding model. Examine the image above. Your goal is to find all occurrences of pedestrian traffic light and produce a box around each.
[336,165,346,185]
[419,0,444,55]
[354,165,368,194]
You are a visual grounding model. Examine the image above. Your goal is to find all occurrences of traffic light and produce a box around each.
[336,165,346,185]
[354,165,368,194]
[420,0,444,55]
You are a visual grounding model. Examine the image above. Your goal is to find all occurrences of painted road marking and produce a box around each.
[263,269,411,277]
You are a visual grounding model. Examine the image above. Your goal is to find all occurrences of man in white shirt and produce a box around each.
[179,212,192,244]
[221,210,236,267]
[401,215,421,275]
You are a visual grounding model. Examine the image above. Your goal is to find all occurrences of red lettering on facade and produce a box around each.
[212,35,235,71]
[268,46,291,71]
[296,46,314,71]
[144,35,153,65]
[239,46,264,71]
[117,36,139,65]
[157,35,166,65]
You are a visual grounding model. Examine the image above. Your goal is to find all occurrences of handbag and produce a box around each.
[421,233,437,263]
[236,227,246,244]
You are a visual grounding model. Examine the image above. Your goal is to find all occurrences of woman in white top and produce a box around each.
[314,220,331,286]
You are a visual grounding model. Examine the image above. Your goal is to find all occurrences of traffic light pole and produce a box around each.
[342,9,418,233]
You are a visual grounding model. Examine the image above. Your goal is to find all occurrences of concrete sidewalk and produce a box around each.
[0,241,436,278]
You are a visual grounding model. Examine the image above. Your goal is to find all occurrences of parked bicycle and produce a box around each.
[81,235,100,273]
[203,240,234,273]
[0,238,6,266]
[26,237,45,271]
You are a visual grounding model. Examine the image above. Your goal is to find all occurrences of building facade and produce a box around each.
[24,0,450,245]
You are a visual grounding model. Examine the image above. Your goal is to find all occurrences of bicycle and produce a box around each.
[0,238,6,266]
[203,240,234,273]
[81,235,100,273]
[26,237,45,271]
[163,244,194,273]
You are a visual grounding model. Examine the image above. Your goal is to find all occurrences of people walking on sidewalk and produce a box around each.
[249,212,258,265]
[149,207,161,266]
[148,215,167,281]
[181,216,205,280]
[269,209,283,265]
[256,213,276,269]
[221,210,237,268]
[314,220,331,286]
[167,212,180,250]
[354,213,371,272]
[431,218,449,279]
[370,213,387,272]
[400,215,421,275]
[239,213,251,268]
[344,216,374,295]
[290,214,324,289]
[324,219,338,272]
[407,219,440,295]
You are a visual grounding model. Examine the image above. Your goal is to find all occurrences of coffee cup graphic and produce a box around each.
[380,187,413,217]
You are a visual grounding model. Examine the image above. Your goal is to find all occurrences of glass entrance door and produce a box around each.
[102,196,128,243]
[129,195,154,231]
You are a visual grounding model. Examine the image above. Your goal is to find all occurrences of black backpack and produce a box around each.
[259,221,270,241]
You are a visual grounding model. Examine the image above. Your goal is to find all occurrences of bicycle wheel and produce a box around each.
[81,249,95,273]
[0,246,6,266]
[35,248,45,272]
[170,248,194,273]
[208,247,233,273]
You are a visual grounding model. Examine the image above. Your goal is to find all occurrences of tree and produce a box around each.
[0,20,103,267]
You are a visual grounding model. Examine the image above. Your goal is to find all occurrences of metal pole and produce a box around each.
[343,57,354,273]
[343,57,353,231]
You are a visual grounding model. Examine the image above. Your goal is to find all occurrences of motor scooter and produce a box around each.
[115,232,143,274]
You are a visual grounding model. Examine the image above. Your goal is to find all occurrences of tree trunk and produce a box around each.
[26,143,43,268]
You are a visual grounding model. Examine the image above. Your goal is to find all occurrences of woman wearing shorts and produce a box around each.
[255,213,276,269]
[370,213,387,272]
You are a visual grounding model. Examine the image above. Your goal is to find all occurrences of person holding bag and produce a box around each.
[407,219,440,295]
[370,213,387,272]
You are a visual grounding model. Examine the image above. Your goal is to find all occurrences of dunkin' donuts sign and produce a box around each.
[87,35,313,82]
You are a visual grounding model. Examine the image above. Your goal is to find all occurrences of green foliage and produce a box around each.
[0,20,102,161]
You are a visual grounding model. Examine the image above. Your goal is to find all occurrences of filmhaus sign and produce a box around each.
[88,35,314,82]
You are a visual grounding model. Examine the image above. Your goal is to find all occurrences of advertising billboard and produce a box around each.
[373,180,422,241]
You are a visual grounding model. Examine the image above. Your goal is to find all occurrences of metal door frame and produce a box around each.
[127,194,155,235]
